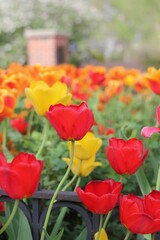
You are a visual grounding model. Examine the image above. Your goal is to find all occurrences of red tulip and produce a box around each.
[10,117,29,134]
[148,80,160,95]
[0,152,43,199]
[76,179,122,214]
[0,202,5,212]
[141,105,160,138]
[106,138,148,175]
[46,102,94,141]
[120,190,160,234]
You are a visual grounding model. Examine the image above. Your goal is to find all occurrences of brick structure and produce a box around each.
[25,29,69,66]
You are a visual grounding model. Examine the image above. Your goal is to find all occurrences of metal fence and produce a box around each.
[0,190,160,240]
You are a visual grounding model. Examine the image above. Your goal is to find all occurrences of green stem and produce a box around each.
[124,230,131,240]
[0,200,19,235]
[96,214,103,240]
[135,166,151,195]
[102,210,112,230]
[27,109,34,137]
[40,140,75,240]
[51,163,82,237]
[62,161,82,191]
[74,176,81,190]
[156,164,160,190]
[36,119,49,159]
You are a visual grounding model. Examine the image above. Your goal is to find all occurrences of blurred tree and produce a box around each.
[92,0,160,67]
[0,0,104,67]
[0,0,160,68]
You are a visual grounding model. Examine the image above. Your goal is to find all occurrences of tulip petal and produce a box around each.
[76,187,118,214]
[144,190,160,217]
[94,229,108,240]
[124,213,159,234]
[141,126,160,138]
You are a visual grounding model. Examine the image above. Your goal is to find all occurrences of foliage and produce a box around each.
[1,0,160,67]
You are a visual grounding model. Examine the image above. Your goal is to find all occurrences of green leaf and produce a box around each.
[50,207,67,238]
[137,234,151,240]
[17,208,33,240]
[0,202,33,240]
[75,227,87,240]
[44,228,64,240]
[143,234,151,240]
[0,203,17,240]
[135,167,152,195]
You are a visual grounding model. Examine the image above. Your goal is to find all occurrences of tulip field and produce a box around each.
[1,63,160,240]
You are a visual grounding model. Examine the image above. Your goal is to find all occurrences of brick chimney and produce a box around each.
[25,29,69,66]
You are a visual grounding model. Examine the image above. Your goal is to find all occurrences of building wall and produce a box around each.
[25,30,68,66]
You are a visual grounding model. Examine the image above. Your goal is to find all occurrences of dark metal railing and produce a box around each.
[0,190,100,240]
[0,190,160,240]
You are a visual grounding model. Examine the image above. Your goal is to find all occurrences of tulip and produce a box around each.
[25,81,72,116]
[106,137,148,175]
[0,152,43,199]
[0,89,17,122]
[141,105,160,138]
[94,228,108,240]
[10,116,29,134]
[63,132,102,176]
[145,67,160,95]
[120,190,160,234]
[63,155,102,177]
[68,132,102,160]
[76,179,122,214]
[46,102,95,141]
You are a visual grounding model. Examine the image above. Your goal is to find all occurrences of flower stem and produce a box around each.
[0,200,19,235]
[36,119,49,159]
[27,109,34,137]
[62,160,82,191]
[102,210,112,229]
[95,214,103,240]
[40,140,75,240]
[124,230,131,240]
[52,165,81,237]
[74,176,81,190]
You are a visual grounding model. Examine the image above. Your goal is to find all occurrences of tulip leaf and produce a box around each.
[75,227,87,240]
[0,202,32,240]
[143,234,151,240]
[50,207,67,237]
[17,208,33,240]
[135,167,151,195]
[44,228,64,240]
[0,202,17,240]
[137,234,151,240]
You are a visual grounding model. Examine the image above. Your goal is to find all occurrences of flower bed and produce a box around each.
[0,63,160,239]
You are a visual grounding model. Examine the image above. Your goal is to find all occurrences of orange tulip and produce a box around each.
[0,89,17,122]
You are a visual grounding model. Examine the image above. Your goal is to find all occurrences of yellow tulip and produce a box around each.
[94,229,108,240]
[63,155,102,177]
[25,81,72,116]
[68,132,102,160]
